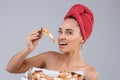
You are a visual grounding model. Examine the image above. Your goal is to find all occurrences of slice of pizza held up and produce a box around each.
[38,27,55,43]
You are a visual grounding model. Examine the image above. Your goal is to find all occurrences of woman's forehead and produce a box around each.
[63,18,78,26]
[60,18,79,30]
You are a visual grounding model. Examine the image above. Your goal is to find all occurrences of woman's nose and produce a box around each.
[58,33,66,40]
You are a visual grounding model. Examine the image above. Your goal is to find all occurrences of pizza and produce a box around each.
[38,27,55,43]
[28,70,85,80]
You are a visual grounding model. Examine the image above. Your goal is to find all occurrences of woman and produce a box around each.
[6,4,98,80]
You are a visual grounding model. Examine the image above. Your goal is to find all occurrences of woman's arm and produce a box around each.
[6,48,33,73]
[6,30,43,73]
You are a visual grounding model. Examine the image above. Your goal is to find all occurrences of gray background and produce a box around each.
[0,0,120,80]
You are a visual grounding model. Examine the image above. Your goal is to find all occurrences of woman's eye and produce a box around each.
[58,31,62,34]
[66,31,73,35]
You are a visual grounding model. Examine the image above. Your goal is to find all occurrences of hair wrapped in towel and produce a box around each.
[64,4,94,43]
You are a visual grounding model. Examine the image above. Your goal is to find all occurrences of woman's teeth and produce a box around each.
[59,42,67,45]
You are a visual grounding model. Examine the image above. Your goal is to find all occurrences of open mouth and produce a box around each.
[59,42,67,46]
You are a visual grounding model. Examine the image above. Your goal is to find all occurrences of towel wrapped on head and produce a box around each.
[64,4,94,43]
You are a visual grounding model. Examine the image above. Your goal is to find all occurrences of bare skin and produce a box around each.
[6,18,98,80]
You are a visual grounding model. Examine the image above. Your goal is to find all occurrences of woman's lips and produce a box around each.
[59,42,67,48]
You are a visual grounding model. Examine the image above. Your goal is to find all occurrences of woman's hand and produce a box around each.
[26,30,42,52]
[6,29,43,73]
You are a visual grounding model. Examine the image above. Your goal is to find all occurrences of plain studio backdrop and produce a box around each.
[0,0,120,80]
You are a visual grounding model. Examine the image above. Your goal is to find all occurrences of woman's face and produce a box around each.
[58,18,83,53]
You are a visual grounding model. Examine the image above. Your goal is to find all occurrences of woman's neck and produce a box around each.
[60,50,85,67]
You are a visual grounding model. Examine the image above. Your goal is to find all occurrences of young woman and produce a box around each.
[6,4,98,80]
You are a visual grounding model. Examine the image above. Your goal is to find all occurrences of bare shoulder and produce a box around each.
[39,51,60,57]
[84,66,98,80]
[37,51,60,61]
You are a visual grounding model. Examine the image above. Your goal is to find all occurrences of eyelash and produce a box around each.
[67,31,73,35]
[58,31,62,34]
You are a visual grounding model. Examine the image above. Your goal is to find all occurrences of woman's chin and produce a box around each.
[59,49,65,53]
[59,49,69,54]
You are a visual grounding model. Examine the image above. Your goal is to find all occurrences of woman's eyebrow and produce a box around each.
[58,28,62,30]
[65,29,74,31]
[59,28,74,32]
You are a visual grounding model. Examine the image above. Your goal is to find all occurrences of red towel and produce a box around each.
[64,4,94,43]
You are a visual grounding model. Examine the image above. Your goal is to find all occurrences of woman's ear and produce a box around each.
[81,39,84,43]
[80,37,84,44]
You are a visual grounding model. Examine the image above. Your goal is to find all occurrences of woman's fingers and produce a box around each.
[26,30,42,50]
[30,30,39,36]
[27,30,41,41]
